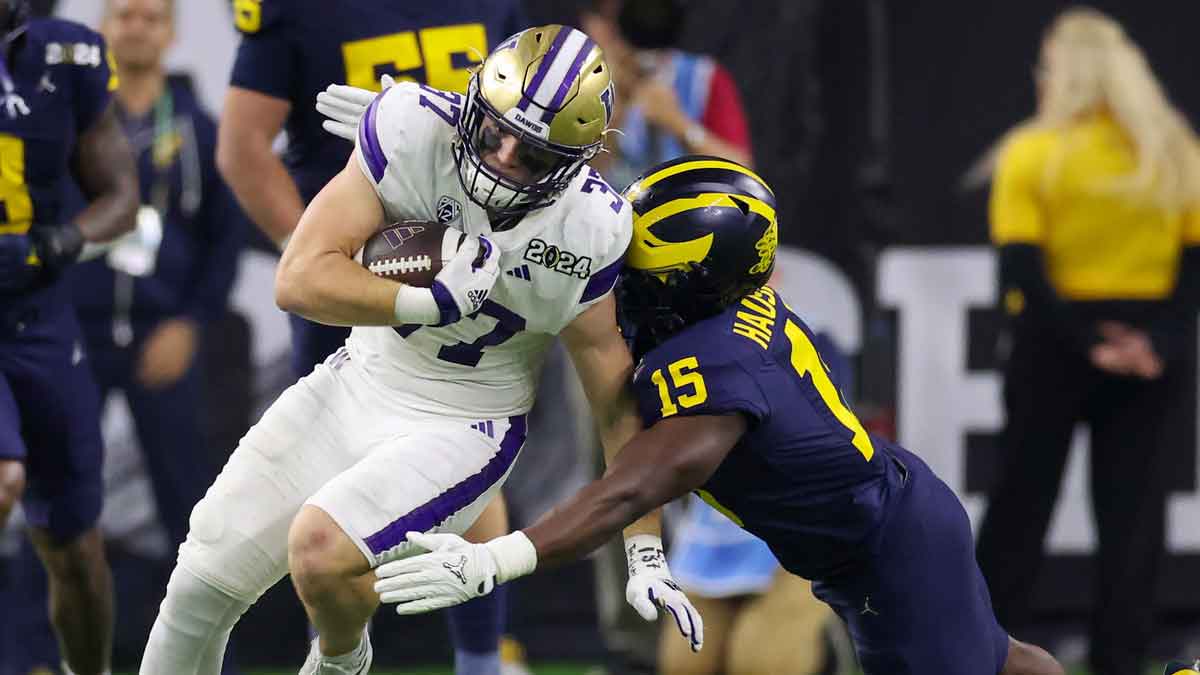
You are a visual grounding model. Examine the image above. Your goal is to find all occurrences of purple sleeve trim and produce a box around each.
[580,255,624,303]
[358,92,388,183]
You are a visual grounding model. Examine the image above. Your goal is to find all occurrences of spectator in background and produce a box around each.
[7,0,241,670]
[581,0,753,190]
[973,9,1200,675]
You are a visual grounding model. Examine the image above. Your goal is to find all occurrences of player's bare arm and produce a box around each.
[274,156,395,326]
[71,102,139,243]
[217,86,304,249]
[560,294,665,541]
[276,153,498,327]
[524,412,746,568]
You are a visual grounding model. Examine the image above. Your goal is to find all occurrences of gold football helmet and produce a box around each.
[454,25,615,216]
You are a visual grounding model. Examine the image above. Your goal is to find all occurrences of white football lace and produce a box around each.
[368,256,433,276]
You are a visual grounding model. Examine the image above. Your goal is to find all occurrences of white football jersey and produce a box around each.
[348,82,631,418]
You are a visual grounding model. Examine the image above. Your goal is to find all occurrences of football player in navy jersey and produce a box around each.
[215,3,527,674]
[371,157,1068,675]
[0,0,140,673]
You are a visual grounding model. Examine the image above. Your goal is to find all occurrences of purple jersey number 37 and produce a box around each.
[581,167,623,214]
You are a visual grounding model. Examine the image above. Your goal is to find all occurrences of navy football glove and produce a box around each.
[0,232,36,291]
[30,223,84,275]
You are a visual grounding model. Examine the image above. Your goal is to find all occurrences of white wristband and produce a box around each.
[624,534,669,576]
[393,285,440,325]
[485,531,538,584]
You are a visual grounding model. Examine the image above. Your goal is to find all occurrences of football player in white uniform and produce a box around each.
[139,25,702,675]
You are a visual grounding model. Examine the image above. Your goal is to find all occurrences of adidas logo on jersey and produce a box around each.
[467,289,487,309]
[505,265,532,281]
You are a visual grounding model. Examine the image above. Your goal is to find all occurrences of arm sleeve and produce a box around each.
[353,82,448,205]
[700,63,752,153]
[74,33,116,132]
[577,201,633,310]
[181,117,245,323]
[633,344,769,428]
[228,1,296,100]
[990,132,1100,353]
[989,132,1049,246]
[1149,210,1200,362]
[997,244,1101,353]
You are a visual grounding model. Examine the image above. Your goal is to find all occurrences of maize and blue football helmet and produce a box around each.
[616,155,778,359]
[454,25,615,217]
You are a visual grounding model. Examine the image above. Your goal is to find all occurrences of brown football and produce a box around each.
[357,220,459,288]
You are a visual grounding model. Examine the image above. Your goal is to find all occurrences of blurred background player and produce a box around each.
[217,2,527,674]
[4,0,244,671]
[0,0,140,673]
[971,9,1200,675]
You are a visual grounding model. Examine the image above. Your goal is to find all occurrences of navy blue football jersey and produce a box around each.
[0,17,115,306]
[632,286,905,580]
[229,0,526,202]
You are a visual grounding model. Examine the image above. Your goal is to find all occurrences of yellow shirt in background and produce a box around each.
[990,114,1200,300]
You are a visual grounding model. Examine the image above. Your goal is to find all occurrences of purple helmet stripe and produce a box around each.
[580,254,624,303]
[519,28,572,112]
[363,415,528,556]
[540,36,596,124]
[359,92,388,182]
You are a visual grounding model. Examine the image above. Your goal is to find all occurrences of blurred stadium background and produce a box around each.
[2,0,1199,673]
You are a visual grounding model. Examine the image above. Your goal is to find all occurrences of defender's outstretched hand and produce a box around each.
[624,534,705,652]
[317,74,396,141]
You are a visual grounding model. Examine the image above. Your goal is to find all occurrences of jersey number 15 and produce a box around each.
[650,321,875,461]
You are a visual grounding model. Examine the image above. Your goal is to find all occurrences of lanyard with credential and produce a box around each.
[113,89,176,347]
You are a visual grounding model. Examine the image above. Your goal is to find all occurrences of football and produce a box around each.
[356,220,460,288]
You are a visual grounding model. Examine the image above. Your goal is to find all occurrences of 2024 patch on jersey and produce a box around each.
[346,82,632,419]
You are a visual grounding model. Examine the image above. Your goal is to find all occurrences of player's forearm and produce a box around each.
[525,441,693,569]
[275,249,404,326]
[72,105,139,243]
[216,129,304,249]
[601,397,664,539]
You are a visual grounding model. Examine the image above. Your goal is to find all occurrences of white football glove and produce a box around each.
[316,74,396,141]
[431,230,501,325]
[375,531,537,615]
[625,535,704,652]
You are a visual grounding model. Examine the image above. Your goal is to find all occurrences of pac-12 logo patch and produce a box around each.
[437,195,462,224]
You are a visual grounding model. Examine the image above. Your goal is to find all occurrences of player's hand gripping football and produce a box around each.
[624,534,705,652]
[316,74,396,141]
[431,230,501,324]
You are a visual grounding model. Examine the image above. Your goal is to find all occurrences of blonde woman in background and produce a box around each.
[973,9,1200,675]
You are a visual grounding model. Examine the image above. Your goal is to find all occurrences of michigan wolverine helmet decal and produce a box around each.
[454,25,614,216]
[617,155,778,357]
